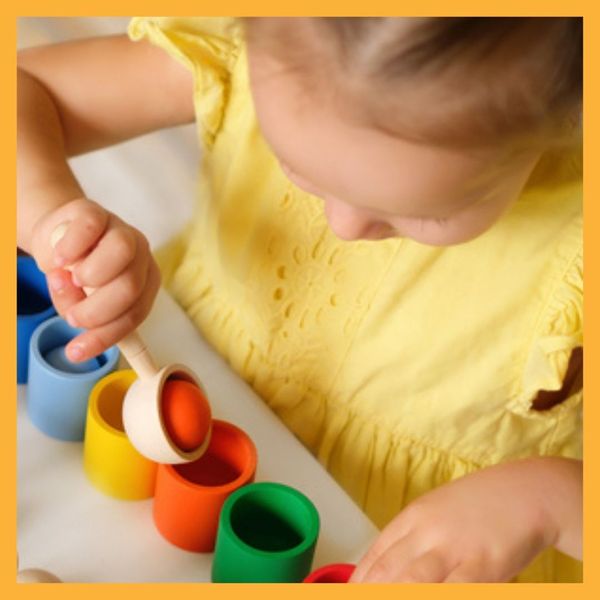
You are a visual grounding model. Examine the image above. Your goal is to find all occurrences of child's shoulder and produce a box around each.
[128,17,246,148]
[127,16,244,79]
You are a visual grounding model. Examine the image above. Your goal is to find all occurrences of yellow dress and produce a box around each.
[128,17,583,582]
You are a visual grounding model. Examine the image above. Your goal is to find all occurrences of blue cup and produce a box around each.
[17,256,56,383]
[27,316,120,441]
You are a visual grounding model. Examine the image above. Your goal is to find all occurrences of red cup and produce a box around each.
[304,563,356,583]
[153,419,257,552]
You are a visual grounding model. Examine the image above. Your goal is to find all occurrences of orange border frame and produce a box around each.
[2,2,596,599]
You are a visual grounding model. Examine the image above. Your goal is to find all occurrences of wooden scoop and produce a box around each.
[50,223,211,464]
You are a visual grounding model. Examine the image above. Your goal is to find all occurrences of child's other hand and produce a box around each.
[30,197,161,363]
[349,457,581,583]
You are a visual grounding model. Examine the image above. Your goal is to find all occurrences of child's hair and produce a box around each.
[243,17,582,151]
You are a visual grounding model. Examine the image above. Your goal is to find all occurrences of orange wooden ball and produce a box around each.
[161,379,211,452]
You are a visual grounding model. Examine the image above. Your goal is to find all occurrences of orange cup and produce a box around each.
[152,419,257,552]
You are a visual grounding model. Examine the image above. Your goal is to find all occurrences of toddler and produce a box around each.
[17,17,582,582]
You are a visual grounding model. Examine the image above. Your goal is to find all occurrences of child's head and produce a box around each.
[244,17,582,245]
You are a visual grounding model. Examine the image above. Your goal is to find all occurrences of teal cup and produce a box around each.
[211,481,320,583]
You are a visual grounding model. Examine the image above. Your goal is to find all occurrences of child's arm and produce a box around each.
[18,34,195,361]
[349,457,582,582]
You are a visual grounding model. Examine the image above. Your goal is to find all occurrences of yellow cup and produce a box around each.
[84,369,157,500]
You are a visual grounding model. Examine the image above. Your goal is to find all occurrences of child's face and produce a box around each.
[248,50,542,246]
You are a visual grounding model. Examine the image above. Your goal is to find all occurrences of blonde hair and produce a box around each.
[244,17,582,151]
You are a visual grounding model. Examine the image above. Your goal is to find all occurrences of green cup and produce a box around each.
[211,481,320,583]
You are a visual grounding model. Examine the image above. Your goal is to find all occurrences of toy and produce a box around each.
[303,563,355,583]
[17,256,56,383]
[153,419,257,552]
[51,223,212,464]
[19,232,361,581]
[17,568,62,583]
[211,481,320,582]
[84,369,158,500]
[27,316,119,441]
[161,379,211,452]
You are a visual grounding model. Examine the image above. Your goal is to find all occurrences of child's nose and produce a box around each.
[323,197,386,241]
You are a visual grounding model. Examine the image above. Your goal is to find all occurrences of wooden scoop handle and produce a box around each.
[50,222,158,379]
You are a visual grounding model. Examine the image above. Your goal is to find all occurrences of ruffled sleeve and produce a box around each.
[127,17,243,148]
[510,248,583,415]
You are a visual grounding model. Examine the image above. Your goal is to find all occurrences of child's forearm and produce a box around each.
[17,67,85,253]
[536,457,582,560]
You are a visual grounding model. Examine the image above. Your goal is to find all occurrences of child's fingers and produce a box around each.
[349,515,414,583]
[71,226,140,288]
[65,254,150,330]
[351,533,416,583]
[383,548,448,583]
[52,205,109,267]
[355,536,448,583]
[64,261,160,362]
[46,268,86,316]
[443,559,487,583]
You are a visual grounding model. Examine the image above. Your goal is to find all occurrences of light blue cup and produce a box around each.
[27,316,120,441]
[17,256,56,383]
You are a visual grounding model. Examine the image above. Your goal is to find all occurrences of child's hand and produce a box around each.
[349,457,582,583]
[30,197,161,363]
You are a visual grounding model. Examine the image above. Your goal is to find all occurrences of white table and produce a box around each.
[17,288,379,582]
